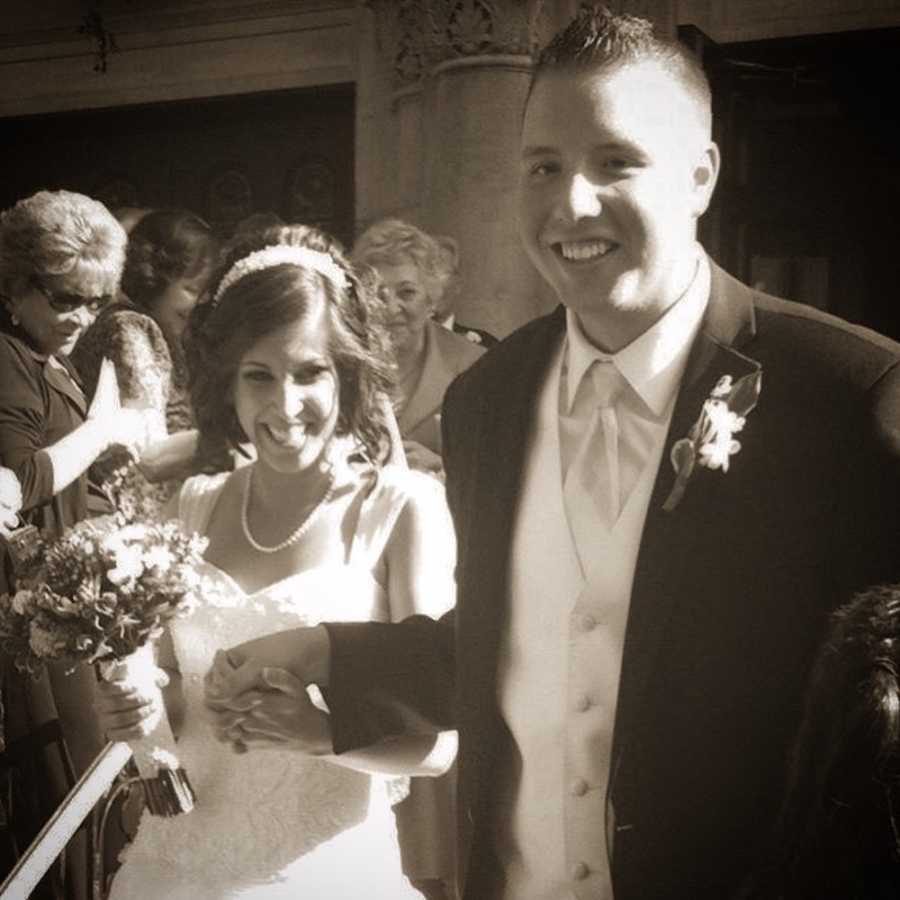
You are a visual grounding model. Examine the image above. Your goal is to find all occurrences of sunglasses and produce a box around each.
[32,279,111,315]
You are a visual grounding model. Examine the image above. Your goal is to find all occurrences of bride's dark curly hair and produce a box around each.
[186,224,395,471]
[740,583,900,899]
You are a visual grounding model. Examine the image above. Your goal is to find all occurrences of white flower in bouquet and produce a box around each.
[143,545,174,574]
[107,542,146,586]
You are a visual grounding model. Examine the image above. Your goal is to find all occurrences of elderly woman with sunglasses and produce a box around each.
[0,189,145,898]
[0,189,143,538]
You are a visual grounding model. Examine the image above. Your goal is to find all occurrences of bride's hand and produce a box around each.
[96,669,169,742]
[87,358,147,450]
[203,627,331,711]
[234,668,332,755]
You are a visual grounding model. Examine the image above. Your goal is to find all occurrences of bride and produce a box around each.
[95,226,457,899]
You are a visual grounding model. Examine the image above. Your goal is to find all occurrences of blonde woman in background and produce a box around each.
[352,218,485,480]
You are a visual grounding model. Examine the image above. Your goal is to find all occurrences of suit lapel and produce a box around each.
[462,308,566,680]
[456,308,565,886]
[612,264,762,766]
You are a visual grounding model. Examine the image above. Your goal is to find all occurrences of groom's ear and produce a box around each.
[689,141,720,219]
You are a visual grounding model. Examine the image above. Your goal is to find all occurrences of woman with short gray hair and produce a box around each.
[352,218,484,479]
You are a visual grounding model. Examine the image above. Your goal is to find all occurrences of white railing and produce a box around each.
[0,742,132,900]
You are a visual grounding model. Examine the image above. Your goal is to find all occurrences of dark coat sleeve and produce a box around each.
[0,337,57,511]
[325,610,456,754]
[857,359,900,588]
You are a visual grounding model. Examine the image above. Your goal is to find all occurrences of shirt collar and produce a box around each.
[564,249,710,417]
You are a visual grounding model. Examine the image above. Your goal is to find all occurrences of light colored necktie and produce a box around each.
[564,361,625,555]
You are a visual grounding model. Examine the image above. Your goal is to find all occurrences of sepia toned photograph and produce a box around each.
[0,2,898,898]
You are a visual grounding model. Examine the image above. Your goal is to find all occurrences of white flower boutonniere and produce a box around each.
[663,370,762,512]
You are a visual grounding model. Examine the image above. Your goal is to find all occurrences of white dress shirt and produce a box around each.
[495,253,709,900]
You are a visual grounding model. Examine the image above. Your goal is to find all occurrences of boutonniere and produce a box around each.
[662,370,762,512]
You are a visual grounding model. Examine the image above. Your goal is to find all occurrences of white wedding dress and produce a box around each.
[109,466,432,900]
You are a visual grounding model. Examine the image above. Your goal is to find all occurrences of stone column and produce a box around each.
[356,0,676,337]
[419,6,541,338]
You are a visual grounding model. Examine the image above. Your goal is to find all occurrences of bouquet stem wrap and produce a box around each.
[99,643,195,817]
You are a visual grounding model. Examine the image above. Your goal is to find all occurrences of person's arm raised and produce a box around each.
[44,358,145,494]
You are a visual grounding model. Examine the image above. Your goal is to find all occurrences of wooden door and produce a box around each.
[1,83,355,248]
[680,25,900,340]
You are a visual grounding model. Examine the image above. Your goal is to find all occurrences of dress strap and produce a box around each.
[348,465,418,570]
[177,472,230,536]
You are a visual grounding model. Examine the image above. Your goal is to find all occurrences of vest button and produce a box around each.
[575,694,592,712]
[571,777,589,797]
[579,613,597,632]
[572,861,590,881]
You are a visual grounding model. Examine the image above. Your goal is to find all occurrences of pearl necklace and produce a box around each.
[241,466,337,554]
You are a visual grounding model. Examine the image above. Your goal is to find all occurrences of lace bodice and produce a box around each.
[109,466,431,900]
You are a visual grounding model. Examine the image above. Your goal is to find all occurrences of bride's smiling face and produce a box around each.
[233,297,340,476]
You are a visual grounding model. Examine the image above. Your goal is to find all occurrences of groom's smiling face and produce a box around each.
[517,61,719,348]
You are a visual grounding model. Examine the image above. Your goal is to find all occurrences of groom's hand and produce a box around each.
[206,625,331,700]
[236,668,332,755]
[204,657,332,755]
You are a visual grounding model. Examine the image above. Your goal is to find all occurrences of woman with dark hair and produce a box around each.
[739,583,900,900]
[73,208,217,443]
[95,225,457,899]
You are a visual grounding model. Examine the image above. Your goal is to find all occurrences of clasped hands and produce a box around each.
[203,626,333,755]
[95,626,332,756]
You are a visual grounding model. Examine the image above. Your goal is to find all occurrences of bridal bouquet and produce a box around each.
[0,461,205,816]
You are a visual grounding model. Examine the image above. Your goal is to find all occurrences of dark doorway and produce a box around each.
[0,83,355,248]
[681,25,900,340]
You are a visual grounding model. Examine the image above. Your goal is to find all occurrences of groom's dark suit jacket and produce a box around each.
[326,262,900,899]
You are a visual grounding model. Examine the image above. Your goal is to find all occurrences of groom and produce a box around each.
[208,7,900,899]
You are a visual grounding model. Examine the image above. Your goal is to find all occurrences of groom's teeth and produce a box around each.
[558,240,614,261]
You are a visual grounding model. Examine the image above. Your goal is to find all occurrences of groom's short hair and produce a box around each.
[530,4,712,131]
